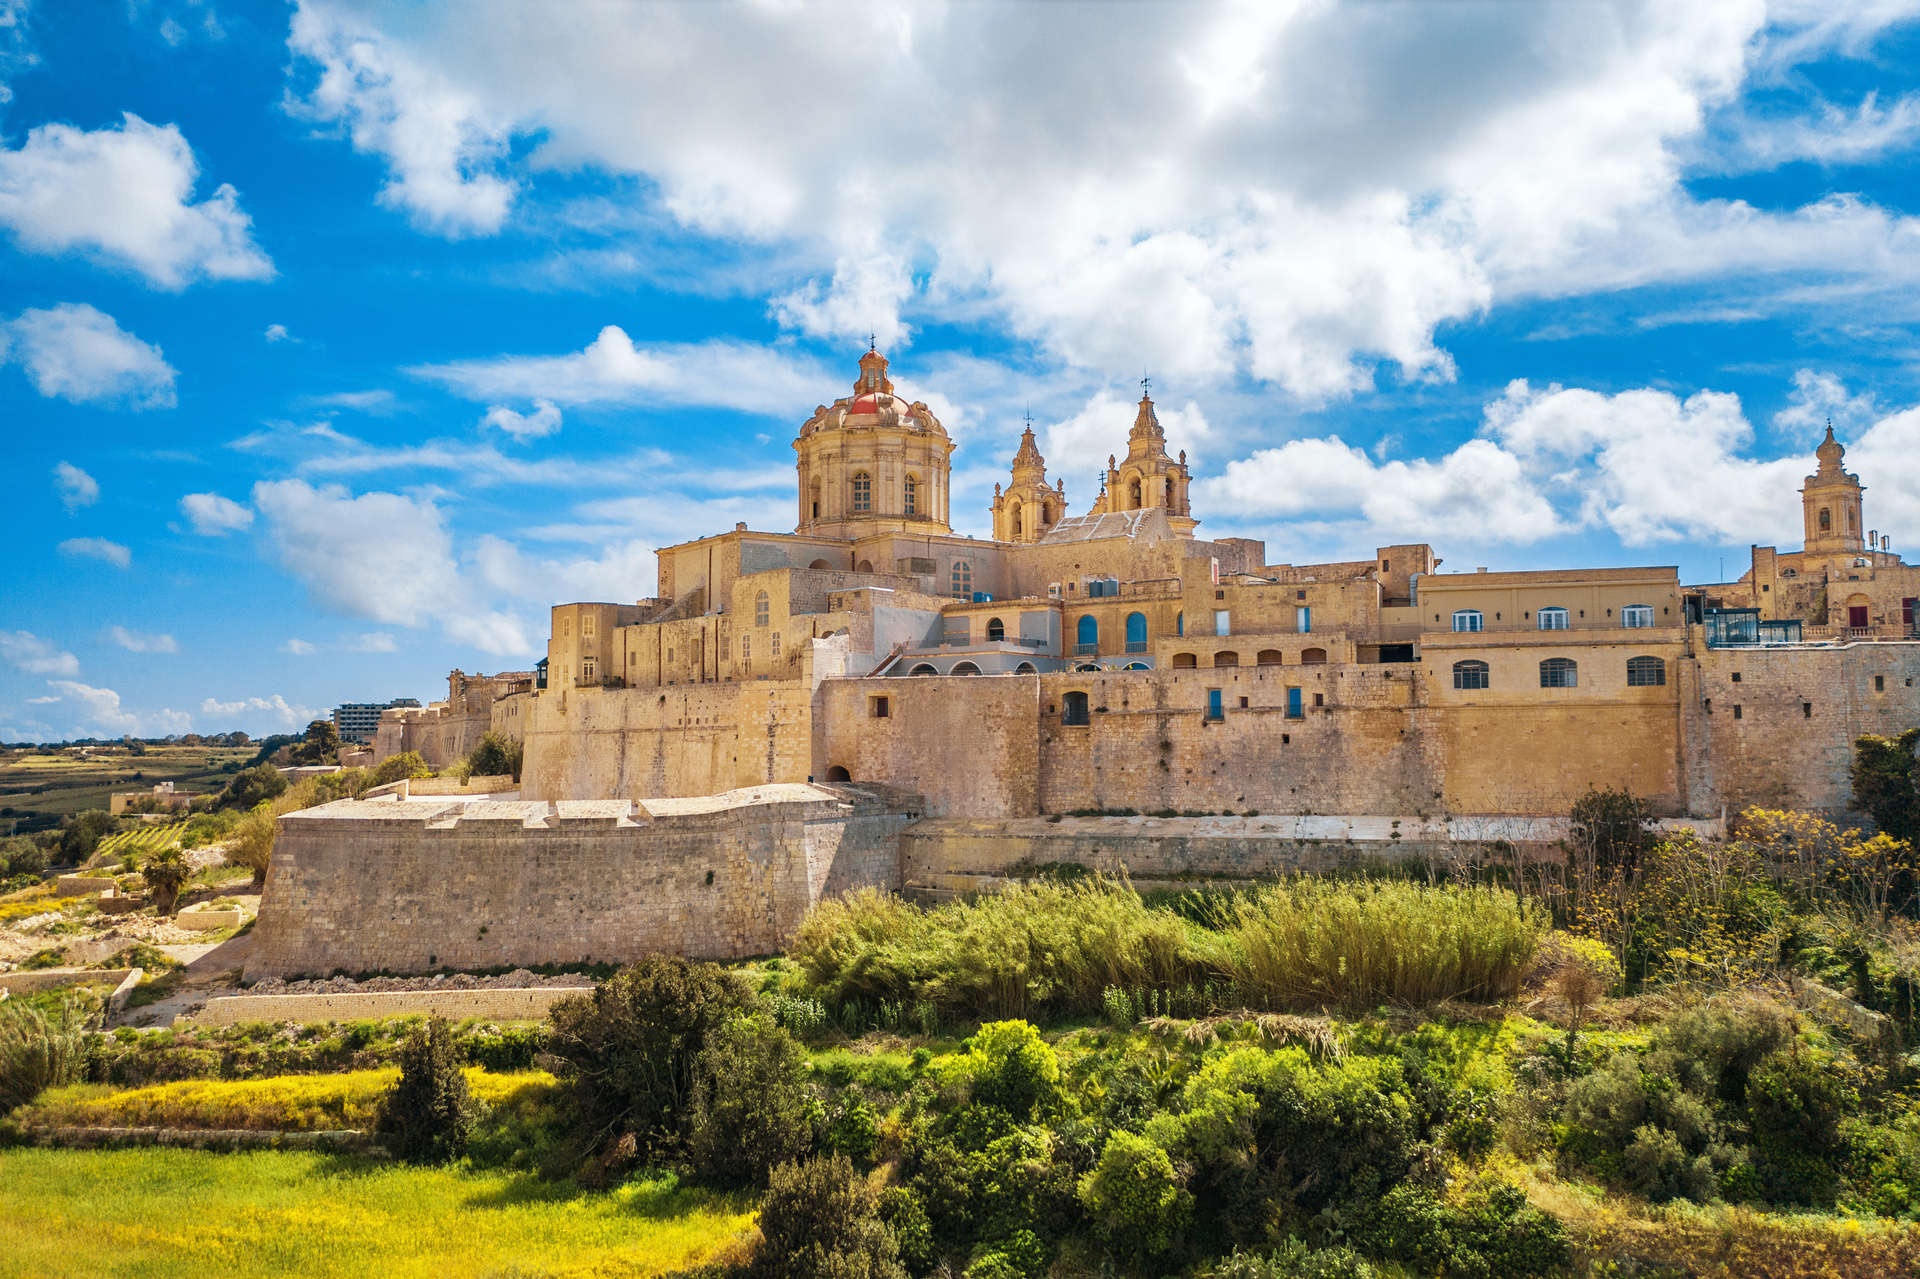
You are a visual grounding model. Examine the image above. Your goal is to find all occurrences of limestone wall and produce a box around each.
[248,783,915,979]
[193,987,591,1026]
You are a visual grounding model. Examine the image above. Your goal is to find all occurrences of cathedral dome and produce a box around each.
[800,348,947,438]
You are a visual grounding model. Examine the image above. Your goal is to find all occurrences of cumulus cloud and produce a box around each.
[1044,387,1213,477]
[0,112,271,287]
[410,328,831,415]
[264,322,291,343]
[1771,368,1880,443]
[283,2,1920,398]
[281,638,317,655]
[106,625,178,653]
[251,478,536,655]
[47,679,191,736]
[2,304,176,408]
[53,460,98,511]
[0,630,79,677]
[198,693,313,730]
[58,536,131,568]
[481,398,561,441]
[179,491,254,535]
[347,631,397,652]
[470,533,655,605]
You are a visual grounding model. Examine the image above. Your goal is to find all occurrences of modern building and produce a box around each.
[331,698,421,745]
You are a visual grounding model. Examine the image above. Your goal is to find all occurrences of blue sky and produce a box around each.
[7,1,1920,740]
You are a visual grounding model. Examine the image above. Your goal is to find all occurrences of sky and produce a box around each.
[8,1,1920,740]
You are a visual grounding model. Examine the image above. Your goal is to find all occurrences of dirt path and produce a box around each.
[112,929,257,1028]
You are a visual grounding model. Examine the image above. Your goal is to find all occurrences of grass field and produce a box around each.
[0,1148,756,1279]
[0,746,252,822]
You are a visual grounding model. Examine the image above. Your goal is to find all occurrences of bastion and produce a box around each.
[248,782,918,980]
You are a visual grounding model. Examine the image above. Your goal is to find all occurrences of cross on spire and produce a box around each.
[1140,374,1152,397]
[868,331,876,353]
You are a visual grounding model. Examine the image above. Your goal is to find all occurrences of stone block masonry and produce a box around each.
[192,987,592,1026]
[248,782,918,980]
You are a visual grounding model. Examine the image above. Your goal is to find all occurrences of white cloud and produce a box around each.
[347,631,397,652]
[264,322,291,343]
[409,327,832,415]
[481,398,561,441]
[57,537,131,568]
[180,491,254,535]
[301,388,398,414]
[2,304,176,408]
[197,693,313,730]
[281,638,317,655]
[1771,368,1880,443]
[1044,388,1213,477]
[106,626,178,654]
[0,0,34,106]
[251,478,536,655]
[469,534,655,605]
[48,680,191,736]
[0,630,79,677]
[0,112,271,287]
[287,3,515,236]
[53,460,98,511]
[281,2,1920,399]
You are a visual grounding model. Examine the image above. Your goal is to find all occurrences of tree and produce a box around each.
[545,957,752,1156]
[685,1013,820,1185]
[368,752,433,787]
[752,1154,905,1279]
[57,810,114,863]
[1851,729,1919,844]
[464,731,523,780]
[1078,1131,1193,1266]
[220,763,288,811]
[229,804,277,889]
[290,718,341,766]
[376,1017,479,1163]
[142,848,192,916]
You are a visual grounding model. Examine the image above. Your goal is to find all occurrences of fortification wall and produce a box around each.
[248,783,914,979]
[1687,642,1920,813]
[815,677,1042,817]
[520,680,816,801]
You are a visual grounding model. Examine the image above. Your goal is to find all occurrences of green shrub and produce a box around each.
[959,1021,1066,1124]
[685,1013,819,1186]
[1203,1241,1379,1279]
[545,957,751,1157]
[1077,1130,1192,1266]
[367,752,433,787]
[761,992,827,1040]
[219,764,287,811]
[21,947,66,970]
[0,992,99,1112]
[752,1154,905,1279]
[462,1024,545,1072]
[57,810,114,862]
[1746,1048,1855,1204]
[879,1186,937,1276]
[465,731,524,779]
[1356,1180,1568,1279]
[0,834,49,879]
[375,1017,479,1163]
[227,804,276,888]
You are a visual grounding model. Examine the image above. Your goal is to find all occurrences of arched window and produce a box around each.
[1129,477,1142,508]
[952,662,981,676]
[1124,662,1149,670]
[1010,501,1023,538]
[1062,691,1090,725]
[909,663,938,675]
[740,636,750,662]
[1621,604,1654,629]
[951,560,973,599]
[1076,614,1098,654]
[1125,612,1147,653]
[1015,662,1037,674]
[1540,657,1578,688]
[856,559,873,573]
[1214,651,1240,667]
[1257,649,1283,666]
[1176,611,1185,637]
[808,558,831,570]
[1538,606,1569,631]
[1626,656,1666,686]
[1452,610,1483,633]
[1300,647,1327,664]
[1171,653,1197,669]
[902,474,918,516]
[809,481,820,520]
[1041,503,1053,525]
[1076,663,1101,672]
[825,765,851,782]
[986,616,1006,642]
[754,591,769,627]
[851,471,872,513]
[1453,660,1490,690]
[1820,507,1832,531]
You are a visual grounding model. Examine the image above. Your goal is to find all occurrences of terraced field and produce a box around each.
[0,746,251,822]
[95,823,189,857]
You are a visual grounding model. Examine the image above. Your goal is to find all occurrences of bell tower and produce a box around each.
[1801,423,1865,555]
[1086,381,1197,534]
[991,419,1067,543]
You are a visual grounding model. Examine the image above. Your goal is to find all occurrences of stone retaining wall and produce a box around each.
[16,1125,372,1152]
[192,986,592,1025]
[55,875,115,897]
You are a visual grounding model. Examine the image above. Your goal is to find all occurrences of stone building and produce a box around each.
[388,348,1917,821]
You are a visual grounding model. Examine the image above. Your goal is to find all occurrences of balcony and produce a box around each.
[1125,640,1148,653]
[1074,642,1099,656]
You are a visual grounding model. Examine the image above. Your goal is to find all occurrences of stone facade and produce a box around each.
[248,783,918,979]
